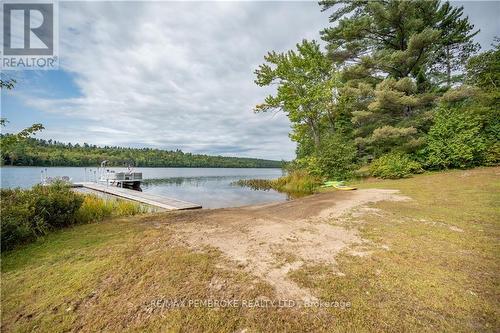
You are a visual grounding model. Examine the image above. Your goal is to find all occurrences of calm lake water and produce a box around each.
[0,167,286,208]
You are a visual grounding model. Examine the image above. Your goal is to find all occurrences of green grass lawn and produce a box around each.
[1,167,499,332]
[300,166,500,331]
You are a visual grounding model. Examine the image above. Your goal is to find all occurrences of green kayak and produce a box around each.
[321,180,357,190]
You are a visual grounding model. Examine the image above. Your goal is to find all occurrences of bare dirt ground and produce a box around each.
[160,189,410,302]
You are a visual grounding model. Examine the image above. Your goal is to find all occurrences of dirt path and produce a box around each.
[160,189,409,301]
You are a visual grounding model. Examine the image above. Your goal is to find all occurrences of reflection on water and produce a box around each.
[143,175,244,186]
[142,175,273,187]
[1,167,287,209]
[141,175,287,209]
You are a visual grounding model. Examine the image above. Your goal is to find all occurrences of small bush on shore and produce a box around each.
[424,106,487,169]
[311,134,357,180]
[1,183,145,251]
[369,153,423,179]
[273,170,321,194]
[1,183,83,251]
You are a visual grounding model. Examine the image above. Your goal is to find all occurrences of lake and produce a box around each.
[0,167,286,208]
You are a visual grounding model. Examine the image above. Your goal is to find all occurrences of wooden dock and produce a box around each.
[73,182,202,210]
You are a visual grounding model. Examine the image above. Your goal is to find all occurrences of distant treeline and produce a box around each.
[0,137,283,168]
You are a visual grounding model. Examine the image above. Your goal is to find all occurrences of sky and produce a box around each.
[1,1,499,161]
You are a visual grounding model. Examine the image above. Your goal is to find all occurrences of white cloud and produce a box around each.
[21,1,330,160]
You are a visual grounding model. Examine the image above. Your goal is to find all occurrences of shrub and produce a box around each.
[1,183,83,251]
[424,106,486,169]
[303,134,357,180]
[484,142,500,166]
[274,170,321,194]
[31,183,84,228]
[0,184,145,251]
[1,189,44,250]
[370,153,422,179]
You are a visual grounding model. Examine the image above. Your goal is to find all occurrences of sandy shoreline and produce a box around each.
[148,189,410,301]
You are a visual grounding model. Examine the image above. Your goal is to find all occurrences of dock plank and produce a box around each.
[73,182,202,210]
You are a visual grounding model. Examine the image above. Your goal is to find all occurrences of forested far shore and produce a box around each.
[0,137,283,168]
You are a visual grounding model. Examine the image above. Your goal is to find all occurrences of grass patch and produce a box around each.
[75,194,147,224]
[234,170,321,196]
[0,218,280,332]
[290,166,500,331]
[1,183,147,251]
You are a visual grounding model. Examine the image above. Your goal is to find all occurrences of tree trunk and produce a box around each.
[446,45,451,87]
[326,108,336,130]
[307,118,321,149]
[404,105,412,118]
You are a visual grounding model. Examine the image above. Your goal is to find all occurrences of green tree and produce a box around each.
[318,0,479,161]
[430,1,480,87]
[320,0,478,85]
[254,40,339,150]
[466,38,500,90]
[312,133,357,179]
[0,79,15,90]
[0,76,45,159]
[464,40,500,165]
[425,105,486,168]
